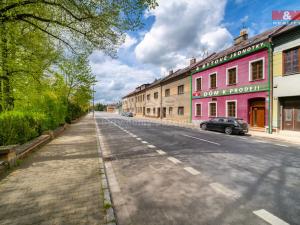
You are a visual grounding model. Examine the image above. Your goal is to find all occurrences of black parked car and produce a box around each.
[200,117,248,135]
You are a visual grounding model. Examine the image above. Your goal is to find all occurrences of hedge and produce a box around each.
[0,111,46,146]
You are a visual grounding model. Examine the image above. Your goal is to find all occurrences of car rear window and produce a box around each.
[237,119,244,124]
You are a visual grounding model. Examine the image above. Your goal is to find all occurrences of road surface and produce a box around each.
[95,112,300,225]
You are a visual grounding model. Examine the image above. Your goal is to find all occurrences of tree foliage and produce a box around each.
[0,0,157,145]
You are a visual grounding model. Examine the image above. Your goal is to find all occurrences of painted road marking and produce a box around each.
[274,144,289,147]
[141,141,148,144]
[182,134,221,146]
[167,157,182,164]
[256,140,268,144]
[156,150,166,155]
[253,209,289,225]
[239,137,248,140]
[147,145,156,148]
[184,167,201,175]
[136,138,142,141]
[131,135,137,137]
[210,183,241,199]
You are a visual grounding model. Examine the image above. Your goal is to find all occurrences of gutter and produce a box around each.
[189,72,192,123]
[267,39,273,134]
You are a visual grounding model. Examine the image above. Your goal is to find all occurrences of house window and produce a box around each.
[153,108,156,114]
[154,92,158,99]
[147,94,150,100]
[178,85,184,95]
[147,108,150,114]
[227,67,237,85]
[210,73,217,89]
[196,78,202,91]
[195,104,201,116]
[165,89,170,97]
[209,102,217,117]
[284,47,300,75]
[250,59,263,81]
[143,95,145,101]
[227,101,237,117]
[178,107,184,115]
[169,107,173,115]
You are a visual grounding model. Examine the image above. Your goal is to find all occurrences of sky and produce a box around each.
[89,0,300,104]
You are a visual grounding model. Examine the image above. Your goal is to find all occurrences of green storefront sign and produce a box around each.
[192,83,269,99]
[191,42,270,75]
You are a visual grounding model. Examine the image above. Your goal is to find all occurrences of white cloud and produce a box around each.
[135,0,232,71]
[89,51,157,104]
[121,34,138,49]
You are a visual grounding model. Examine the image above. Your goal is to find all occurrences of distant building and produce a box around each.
[106,104,117,113]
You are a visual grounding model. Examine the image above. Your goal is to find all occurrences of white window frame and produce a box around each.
[225,100,238,118]
[195,77,202,91]
[195,103,202,117]
[209,72,218,89]
[248,57,265,81]
[208,102,217,117]
[226,65,238,85]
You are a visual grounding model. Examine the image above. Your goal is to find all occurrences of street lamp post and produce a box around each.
[93,84,95,118]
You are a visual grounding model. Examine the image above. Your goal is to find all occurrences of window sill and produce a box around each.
[250,78,264,82]
[209,87,217,90]
[283,72,300,76]
[227,83,237,86]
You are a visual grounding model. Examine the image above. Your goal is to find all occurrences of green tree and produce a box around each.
[0,0,158,110]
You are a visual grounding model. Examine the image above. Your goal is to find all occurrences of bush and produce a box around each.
[65,102,85,123]
[0,111,47,146]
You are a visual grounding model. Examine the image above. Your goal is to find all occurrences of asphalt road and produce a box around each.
[95,112,300,225]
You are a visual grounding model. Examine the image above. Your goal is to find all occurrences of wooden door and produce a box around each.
[249,99,265,128]
[283,108,293,130]
[294,108,300,131]
[254,107,265,127]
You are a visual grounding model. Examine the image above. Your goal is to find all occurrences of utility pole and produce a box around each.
[93,85,95,118]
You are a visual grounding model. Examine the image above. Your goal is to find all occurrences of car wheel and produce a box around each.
[201,124,207,130]
[225,127,233,135]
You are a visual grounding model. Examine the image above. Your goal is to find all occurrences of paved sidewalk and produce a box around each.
[0,115,104,225]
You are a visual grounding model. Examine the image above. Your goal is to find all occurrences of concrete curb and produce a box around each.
[94,117,117,225]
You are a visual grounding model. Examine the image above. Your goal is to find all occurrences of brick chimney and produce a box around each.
[190,58,196,65]
[169,70,173,75]
[234,29,248,45]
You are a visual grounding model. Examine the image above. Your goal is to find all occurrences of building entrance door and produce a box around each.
[249,99,265,128]
[162,107,166,118]
[157,108,160,118]
[282,97,300,131]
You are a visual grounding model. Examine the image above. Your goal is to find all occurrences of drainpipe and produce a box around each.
[267,39,273,134]
[160,84,163,120]
[189,71,192,123]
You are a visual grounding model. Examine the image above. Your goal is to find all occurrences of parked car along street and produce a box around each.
[200,117,249,135]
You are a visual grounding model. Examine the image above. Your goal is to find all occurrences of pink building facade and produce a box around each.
[192,43,270,129]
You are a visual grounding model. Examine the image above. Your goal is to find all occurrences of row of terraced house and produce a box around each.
[122,25,300,134]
